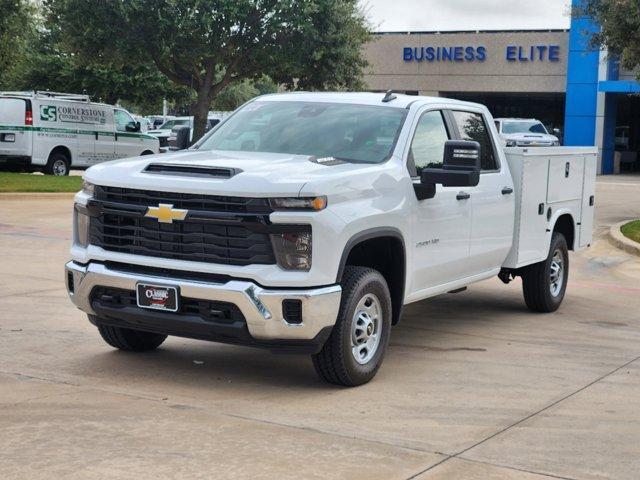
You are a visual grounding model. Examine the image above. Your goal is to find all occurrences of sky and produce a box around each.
[361,0,572,32]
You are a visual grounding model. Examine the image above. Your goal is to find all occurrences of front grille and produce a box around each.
[90,186,277,266]
[91,287,246,324]
[95,186,272,214]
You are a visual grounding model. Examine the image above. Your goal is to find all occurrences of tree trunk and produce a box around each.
[190,91,211,144]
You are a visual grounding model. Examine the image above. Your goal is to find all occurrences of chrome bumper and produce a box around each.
[65,261,341,341]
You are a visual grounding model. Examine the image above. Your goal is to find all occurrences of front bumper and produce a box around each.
[65,261,341,352]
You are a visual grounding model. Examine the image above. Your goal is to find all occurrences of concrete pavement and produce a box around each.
[1,176,639,479]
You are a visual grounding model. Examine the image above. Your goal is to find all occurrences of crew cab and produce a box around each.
[65,92,597,386]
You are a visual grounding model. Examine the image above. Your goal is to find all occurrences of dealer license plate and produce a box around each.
[136,283,179,312]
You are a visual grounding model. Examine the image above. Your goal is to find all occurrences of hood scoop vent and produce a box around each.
[143,163,241,178]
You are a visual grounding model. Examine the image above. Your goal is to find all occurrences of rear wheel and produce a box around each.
[96,321,167,352]
[44,152,70,176]
[312,266,392,386]
[521,232,569,312]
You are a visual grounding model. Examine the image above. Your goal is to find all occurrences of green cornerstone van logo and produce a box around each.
[40,105,57,122]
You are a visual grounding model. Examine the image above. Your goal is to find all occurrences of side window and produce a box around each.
[452,111,499,171]
[408,110,450,175]
[114,109,134,132]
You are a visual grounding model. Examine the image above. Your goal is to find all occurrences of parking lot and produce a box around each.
[1,176,639,480]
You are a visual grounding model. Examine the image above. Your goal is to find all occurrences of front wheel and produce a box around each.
[521,232,569,313]
[312,266,392,387]
[44,152,70,176]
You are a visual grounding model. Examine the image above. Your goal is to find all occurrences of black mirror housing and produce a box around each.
[125,121,141,132]
[421,140,481,188]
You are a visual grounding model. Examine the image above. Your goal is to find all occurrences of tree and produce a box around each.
[0,0,36,88]
[580,0,640,80]
[212,76,277,111]
[48,0,370,141]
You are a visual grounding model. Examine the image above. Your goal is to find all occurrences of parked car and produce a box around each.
[66,92,597,386]
[147,115,175,130]
[132,115,152,132]
[148,113,232,151]
[146,116,191,150]
[494,118,561,147]
[0,91,159,175]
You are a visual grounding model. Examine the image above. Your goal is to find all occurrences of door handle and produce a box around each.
[501,186,514,195]
[456,192,471,200]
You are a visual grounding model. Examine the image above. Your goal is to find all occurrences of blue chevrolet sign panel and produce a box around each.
[403,45,560,62]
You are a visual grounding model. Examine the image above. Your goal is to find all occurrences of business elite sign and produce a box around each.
[403,45,561,62]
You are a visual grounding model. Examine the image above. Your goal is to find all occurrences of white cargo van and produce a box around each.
[0,91,159,175]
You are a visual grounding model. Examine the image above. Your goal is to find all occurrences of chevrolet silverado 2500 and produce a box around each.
[65,92,597,386]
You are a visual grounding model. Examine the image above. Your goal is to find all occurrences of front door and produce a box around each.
[408,109,472,295]
[114,109,141,159]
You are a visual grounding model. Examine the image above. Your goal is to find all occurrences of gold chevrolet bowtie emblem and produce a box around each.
[145,203,188,223]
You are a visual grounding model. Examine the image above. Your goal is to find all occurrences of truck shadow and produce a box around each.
[74,286,533,391]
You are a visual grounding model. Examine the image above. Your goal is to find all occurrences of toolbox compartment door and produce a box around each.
[579,154,597,247]
[547,156,585,204]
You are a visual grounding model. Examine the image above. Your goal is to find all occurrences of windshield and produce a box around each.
[159,119,190,129]
[196,101,408,163]
[502,121,548,134]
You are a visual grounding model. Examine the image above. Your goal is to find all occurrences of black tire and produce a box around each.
[96,322,167,352]
[312,266,392,387]
[44,152,70,176]
[521,232,569,313]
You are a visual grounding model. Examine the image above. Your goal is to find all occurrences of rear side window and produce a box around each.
[408,110,450,175]
[451,111,498,171]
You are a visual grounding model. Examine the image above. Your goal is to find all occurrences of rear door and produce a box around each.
[408,108,473,293]
[450,110,515,273]
[0,98,31,158]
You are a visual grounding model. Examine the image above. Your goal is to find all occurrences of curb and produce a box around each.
[0,192,76,200]
[609,220,640,256]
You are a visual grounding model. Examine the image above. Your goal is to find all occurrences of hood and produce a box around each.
[501,132,559,144]
[84,149,371,197]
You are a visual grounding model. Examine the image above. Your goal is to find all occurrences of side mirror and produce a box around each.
[125,121,140,132]
[421,140,481,189]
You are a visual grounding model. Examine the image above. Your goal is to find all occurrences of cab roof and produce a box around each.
[256,91,486,111]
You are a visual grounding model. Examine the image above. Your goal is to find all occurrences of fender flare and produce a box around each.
[336,227,406,282]
[336,227,406,325]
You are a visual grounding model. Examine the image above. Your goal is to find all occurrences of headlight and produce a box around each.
[270,231,312,271]
[270,196,327,211]
[82,180,94,196]
[74,204,89,247]
[505,140,517,147]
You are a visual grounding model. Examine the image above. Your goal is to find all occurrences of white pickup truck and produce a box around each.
[65,92,597,386]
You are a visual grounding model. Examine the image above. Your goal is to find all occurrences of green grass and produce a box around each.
[0,172,82,193]
[621,220,640,244]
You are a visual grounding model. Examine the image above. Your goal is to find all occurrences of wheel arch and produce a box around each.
[337,227,406,325]
[549,211,576,251]
[48,145,73,165]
